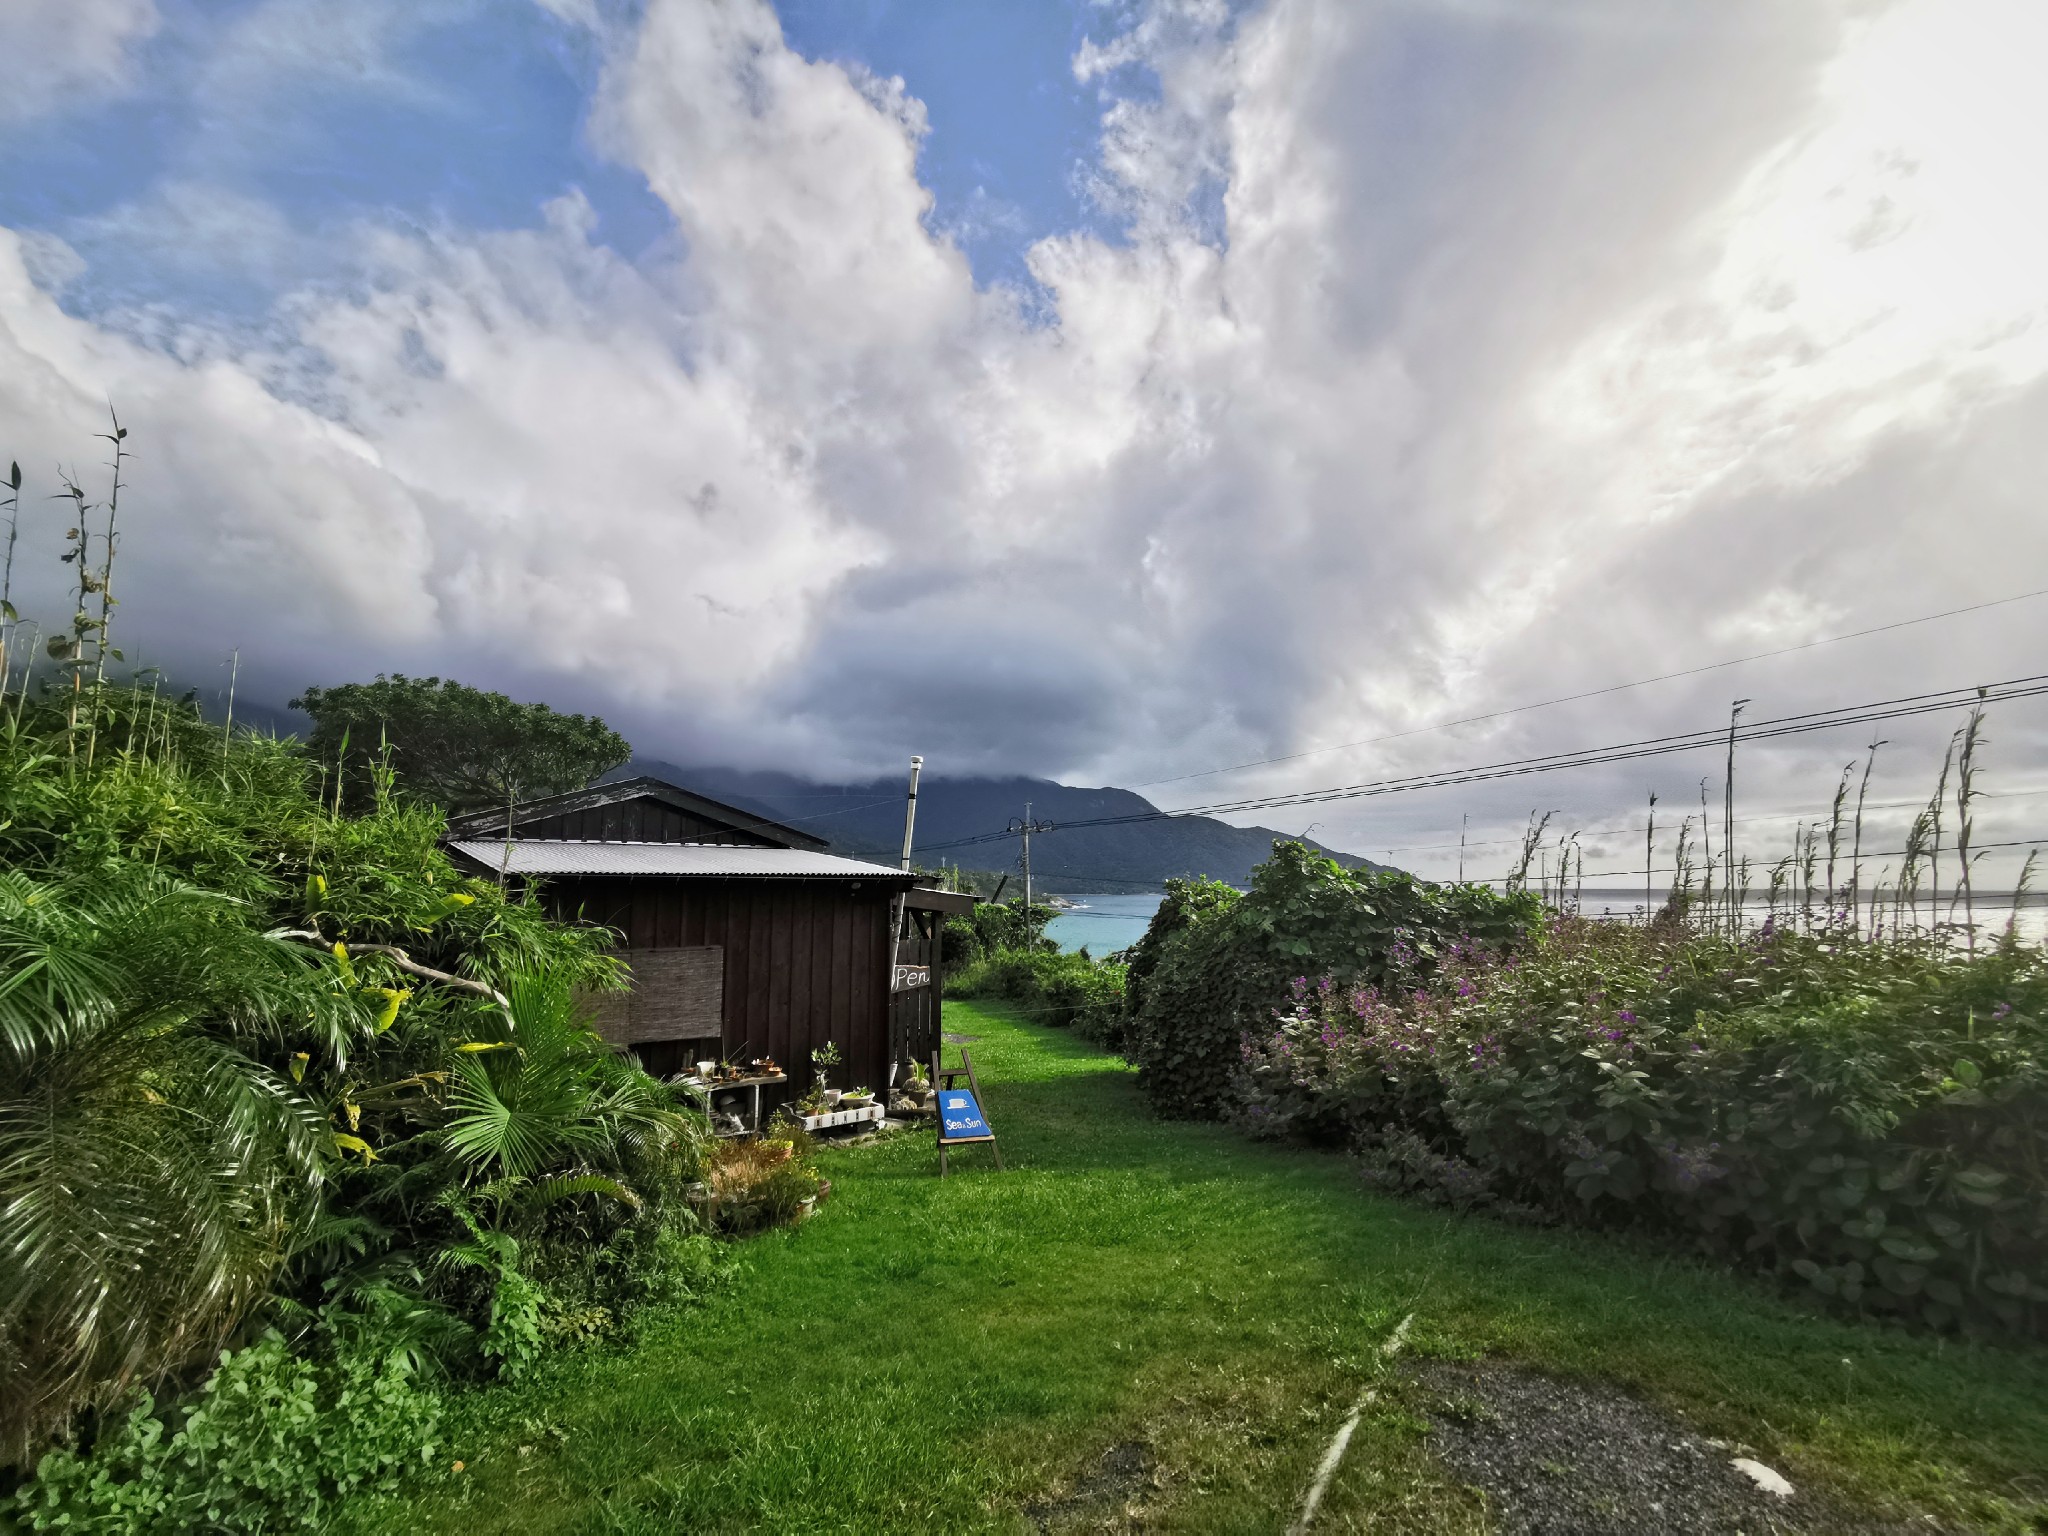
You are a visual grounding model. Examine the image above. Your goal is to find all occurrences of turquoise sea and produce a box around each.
[1039,887,2044,955]
[1043,892,1165,955]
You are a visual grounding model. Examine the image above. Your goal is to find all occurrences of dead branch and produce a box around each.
[272,929,512,1010]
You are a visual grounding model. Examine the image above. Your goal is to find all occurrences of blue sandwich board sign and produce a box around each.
[938,1088,993,1143]
[932,1046,1003,1176]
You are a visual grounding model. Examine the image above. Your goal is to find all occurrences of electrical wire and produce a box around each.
[1363,786,2048,858]
[1133,586,2048,789]
[917,674,2048,853]
[1461,836,2048,885]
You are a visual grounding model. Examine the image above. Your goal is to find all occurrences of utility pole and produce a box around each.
[1724,699,1749,933]
[1645,791,1656,923]
[1007,804,1056,941]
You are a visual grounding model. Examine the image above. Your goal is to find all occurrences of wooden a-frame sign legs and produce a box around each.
[933,1046,1003,1177]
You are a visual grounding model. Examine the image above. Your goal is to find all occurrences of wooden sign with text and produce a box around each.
[932,1046,1004,1177]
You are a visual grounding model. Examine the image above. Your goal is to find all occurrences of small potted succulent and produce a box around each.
[903,1059,931,1104]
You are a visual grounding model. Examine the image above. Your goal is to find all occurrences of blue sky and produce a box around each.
[1,0,2043,884]
[0,0,1128,321]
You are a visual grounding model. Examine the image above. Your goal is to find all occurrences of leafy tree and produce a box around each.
[289,674,630,814]
[0,867,337,1462]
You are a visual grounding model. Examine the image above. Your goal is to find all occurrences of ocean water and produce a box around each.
[1041,888,2046,955]
[1044,892,1166,956]
[1570,889,2048,945]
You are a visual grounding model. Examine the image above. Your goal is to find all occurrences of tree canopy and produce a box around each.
[290,675,630,814]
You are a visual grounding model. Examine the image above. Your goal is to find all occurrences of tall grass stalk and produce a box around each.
[1671,814,1696,911]
[90,410,127,693]
[2010,851,2040,944]
[1850,738,1884,937]
[1507,811,1552,893]
[0,460,20,691]
[222,649,240,770]
[1951,699,1986,952]
[1825,762,1853,927]
[1926,735,1955,936]
[1697,778,1715,935]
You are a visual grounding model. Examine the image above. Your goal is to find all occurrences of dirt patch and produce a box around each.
[1408,1360,1925,1535]
[1026,1441,1157,1532]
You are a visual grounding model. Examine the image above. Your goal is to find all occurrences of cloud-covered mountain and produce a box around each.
[622,761,1386,893]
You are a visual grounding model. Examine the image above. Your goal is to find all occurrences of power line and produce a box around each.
[984,788,2048,893]
[1177,676,2048,820]
[1365,786,2048,858]
[918,674,2048,853]
[1464,836,2048,886]
[1133,587,2048,789]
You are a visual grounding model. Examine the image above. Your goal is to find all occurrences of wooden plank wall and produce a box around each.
[512,801,780,845]
[548,878,896,1102]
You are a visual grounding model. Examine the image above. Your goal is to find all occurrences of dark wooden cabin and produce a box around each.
[444,777,969,1103]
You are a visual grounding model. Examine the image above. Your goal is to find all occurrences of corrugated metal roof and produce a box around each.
[447,839,916,880]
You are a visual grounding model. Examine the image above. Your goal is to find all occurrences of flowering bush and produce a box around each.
[1233,917,2048,1335]
[1125,843,1540,1117]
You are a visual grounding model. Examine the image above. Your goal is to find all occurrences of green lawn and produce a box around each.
[384,1001,2048,1534]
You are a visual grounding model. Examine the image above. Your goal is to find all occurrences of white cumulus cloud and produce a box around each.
[0,0,160,123]
[2,0,2044,878]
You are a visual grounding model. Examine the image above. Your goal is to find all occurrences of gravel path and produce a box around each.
[1408,1360,1928,1535]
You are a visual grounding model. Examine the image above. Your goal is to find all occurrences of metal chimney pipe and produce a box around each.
[897,755,923,870]
[886,756,924,1082]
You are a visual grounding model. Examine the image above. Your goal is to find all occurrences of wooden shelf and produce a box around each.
[796,1103,886,1131]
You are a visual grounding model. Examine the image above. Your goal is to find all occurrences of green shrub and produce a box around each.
[940,900,1059,975]
[1118,875,1240,1023]
[13,1315,443,1533]
[1125,843,1540,1118]
[1235,917,2048,1335]
[0,681,714,1471]
[950,946,1126,1038]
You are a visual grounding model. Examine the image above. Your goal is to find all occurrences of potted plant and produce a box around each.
[810,1040,843,1107]
[841,1085,874,1109]
[903,1059,931,1103]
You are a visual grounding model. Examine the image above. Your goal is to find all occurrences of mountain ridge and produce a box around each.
[616,760,1391,892]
